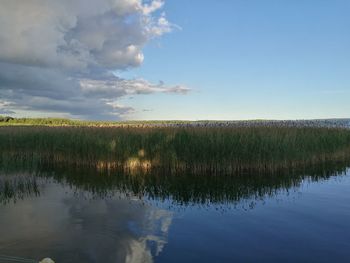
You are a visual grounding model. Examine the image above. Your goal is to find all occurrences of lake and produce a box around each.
[1,162,350,263]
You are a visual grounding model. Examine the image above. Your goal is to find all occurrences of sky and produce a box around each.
[0,0,349,120]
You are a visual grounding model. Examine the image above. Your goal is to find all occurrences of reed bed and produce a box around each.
[1,126,350,174]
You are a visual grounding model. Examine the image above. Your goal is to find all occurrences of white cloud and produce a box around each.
[142,0,164,15]
[0,0,189,119]
[0,0,171,70]
[80,77,190,97]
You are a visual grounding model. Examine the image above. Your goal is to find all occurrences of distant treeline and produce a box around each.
[0,116,14,122]
[1,126,350,174]
[1,116,350,128]
[0,116,191,127]
[0,116,91,126]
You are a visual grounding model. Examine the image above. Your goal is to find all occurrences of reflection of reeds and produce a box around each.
[1,126,350,173]
[0,173,40,204]
[1,160,349,206]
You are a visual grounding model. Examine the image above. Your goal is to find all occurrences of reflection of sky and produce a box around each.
[2,171,350,262]
[0,181,173,263]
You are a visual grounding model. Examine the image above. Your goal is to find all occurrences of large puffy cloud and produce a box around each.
[0,0,170,70]
[0,0,188,119]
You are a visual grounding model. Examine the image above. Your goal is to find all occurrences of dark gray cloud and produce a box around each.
[0,0,188,119]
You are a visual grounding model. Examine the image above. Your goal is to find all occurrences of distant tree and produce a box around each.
[0,116,14,122]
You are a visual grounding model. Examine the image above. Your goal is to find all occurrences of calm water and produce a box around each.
[1,164,350,262]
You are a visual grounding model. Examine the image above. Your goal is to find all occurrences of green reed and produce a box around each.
[1,126,350,173]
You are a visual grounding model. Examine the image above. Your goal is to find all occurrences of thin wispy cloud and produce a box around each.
[0,0,189,119]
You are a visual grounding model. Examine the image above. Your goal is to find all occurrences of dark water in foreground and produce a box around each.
[1,165,350,263]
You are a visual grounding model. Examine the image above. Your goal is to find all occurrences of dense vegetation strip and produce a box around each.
[1,116,350,128]
[1,126,350,173]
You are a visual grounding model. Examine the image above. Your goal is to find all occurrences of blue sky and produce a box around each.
[121,0,350,120]
[0,0,349,120]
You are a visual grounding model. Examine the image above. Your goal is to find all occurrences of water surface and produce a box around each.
[1,164,350,262]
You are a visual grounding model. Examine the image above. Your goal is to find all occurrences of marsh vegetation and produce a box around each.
[2,122,350,204]
[1,125,350,174]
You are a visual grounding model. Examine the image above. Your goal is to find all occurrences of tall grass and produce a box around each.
[1,126,350,173]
